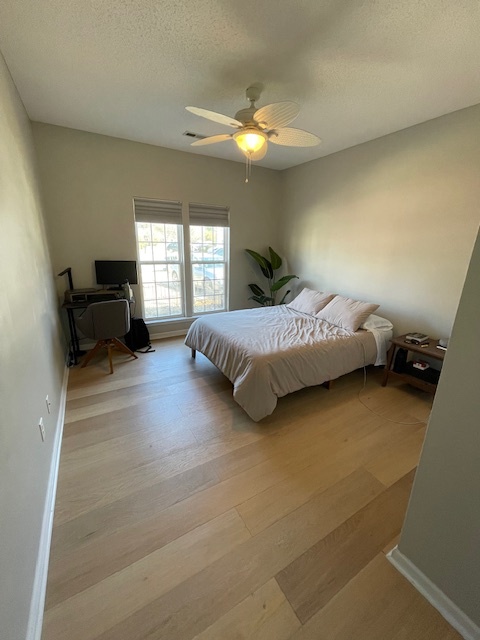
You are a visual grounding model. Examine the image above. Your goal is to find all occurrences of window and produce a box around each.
[189,203,229,315]
[134,199,229,321]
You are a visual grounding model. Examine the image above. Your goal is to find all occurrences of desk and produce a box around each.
[63,301,98,365]
[63,293,132,365]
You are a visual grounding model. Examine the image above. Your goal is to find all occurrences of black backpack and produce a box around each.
[125,317,154,353]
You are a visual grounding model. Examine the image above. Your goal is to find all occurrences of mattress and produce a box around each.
[185,305,391,421]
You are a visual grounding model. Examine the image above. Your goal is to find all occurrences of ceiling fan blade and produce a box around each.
[191,134,232,146]
[269,127,321,147]
[253,102,300,130]
[249,143,268,161]
[186,106,242,129]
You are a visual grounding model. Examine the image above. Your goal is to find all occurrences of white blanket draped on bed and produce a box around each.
[185,306,391,421]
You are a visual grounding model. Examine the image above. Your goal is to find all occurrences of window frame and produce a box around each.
[134,220,186,320]
[189,225,230,316]
[133,198,230,322]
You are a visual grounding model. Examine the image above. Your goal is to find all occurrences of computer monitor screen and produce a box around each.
[95,260,138,286]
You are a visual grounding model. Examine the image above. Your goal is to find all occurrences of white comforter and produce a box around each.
[185,306,391,421]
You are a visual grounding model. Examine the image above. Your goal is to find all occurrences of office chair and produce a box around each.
[76,299,138,374]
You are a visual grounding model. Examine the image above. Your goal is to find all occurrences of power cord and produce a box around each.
[357,339,426,426]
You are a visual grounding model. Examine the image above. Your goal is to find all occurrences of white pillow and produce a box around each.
[316,295,379,331]
[287,288,335,315]
[361,314,393,331]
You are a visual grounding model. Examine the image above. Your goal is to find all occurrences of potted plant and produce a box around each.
[246,247,298,306]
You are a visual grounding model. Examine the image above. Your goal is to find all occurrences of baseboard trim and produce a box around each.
[26,363,69,640]
[387,547,480,640]
[150,329,188,340]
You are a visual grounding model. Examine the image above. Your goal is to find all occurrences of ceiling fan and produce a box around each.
[186,86,321,181]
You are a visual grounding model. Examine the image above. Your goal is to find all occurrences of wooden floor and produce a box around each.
[42,338,461,640]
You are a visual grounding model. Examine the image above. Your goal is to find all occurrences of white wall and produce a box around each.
[0,53,66,638]
[32,123,282,334]
[396,226,480,628]
[280,104,480,337]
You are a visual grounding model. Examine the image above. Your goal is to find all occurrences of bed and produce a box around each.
[185,303,393,421]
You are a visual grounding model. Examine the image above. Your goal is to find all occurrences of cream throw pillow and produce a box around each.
[287,288,335,315]
[316,295,379,331]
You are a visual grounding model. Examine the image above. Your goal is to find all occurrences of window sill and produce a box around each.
[144,309,228,325]
[144,316,193,326]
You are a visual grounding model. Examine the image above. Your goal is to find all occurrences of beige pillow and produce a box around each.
[287,288,335,315]
[316,295,379,331]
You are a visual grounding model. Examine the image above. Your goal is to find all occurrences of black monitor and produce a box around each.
[95,260,138,287]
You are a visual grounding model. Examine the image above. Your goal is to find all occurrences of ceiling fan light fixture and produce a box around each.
[186,88,320,184]
[233,128,267,155]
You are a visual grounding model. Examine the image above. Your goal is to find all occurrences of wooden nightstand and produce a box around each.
[382,334,445,393]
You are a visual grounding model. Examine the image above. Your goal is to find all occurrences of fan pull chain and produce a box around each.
[245,153,251,183]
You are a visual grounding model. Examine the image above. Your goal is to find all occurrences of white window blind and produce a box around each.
[134,198,182,224]
[188,203,230,227]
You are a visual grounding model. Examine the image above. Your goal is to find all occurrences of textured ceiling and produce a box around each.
[0,0,479,170]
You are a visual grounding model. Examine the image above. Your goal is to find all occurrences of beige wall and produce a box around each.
[0,54,65,637]
[280,104,480,337]
[32,123,282,334]
[397,227,480,627]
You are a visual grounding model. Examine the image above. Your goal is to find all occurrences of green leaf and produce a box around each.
[268,247,282,271]
[245,247,298,305]
[270,274,299,292]
[245,249,272,279]
[248,283,265,296]
[264,259,274,279]
[245,249,267,268]
[249,294,274,306]
[279,290,291,305]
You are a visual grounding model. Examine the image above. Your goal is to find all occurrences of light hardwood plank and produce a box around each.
[60,406,187,453]
[236,418,421,536]
[62,395,184,437]
[209,397,383,483]
[54,426,271,525]
[46,435,334,604]
[59,419,199,472]
[43,509,250,640]
[359,378,433,425]
[50,460,217,556]
[91,469,384,640]
[365,426,426,486]
[67,365,221,401]
[287,553,462,640]
[276,470,415,623]
[192,579,301,640]
[43,340,457,640]
[63,388,185,424]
